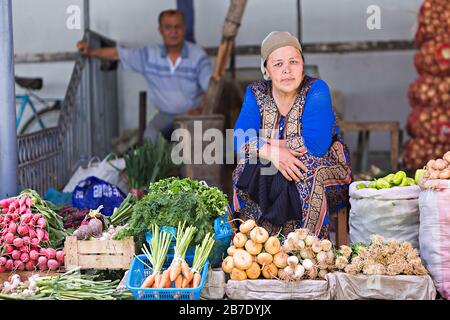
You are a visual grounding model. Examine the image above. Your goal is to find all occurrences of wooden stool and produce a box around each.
[340,121,400,172]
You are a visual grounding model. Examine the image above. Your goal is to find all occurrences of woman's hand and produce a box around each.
[259,143,307,182]
[264,138,307,156]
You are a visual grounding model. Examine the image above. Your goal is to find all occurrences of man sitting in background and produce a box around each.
[77,9,211,142]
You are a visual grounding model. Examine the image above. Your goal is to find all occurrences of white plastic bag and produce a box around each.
[349,181,421,248]
[328,272,436,300]
[419,179,450,300]
[225,278,333,300]
[63,154,127,194]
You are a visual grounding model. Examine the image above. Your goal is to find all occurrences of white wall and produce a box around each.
[12,0,423,151]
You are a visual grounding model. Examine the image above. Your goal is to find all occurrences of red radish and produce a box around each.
[47,259,59,270]
[0,266,5,272]
[30,238,40,247]
[43,231,49,242]
[28,228,36,239]
[36,228,45,241]
[17,225,29,236]
[39,248,47,256]
[38,256,48,270]
[19,246,29,253]
[46,248,56,259]
[32,214,43,223]
[37,218,47,229]
[20,252,30,263]
[0,199,10,207]
[4,232,14,244]
[25,198,33,207]
[4,216,10,223]
[13,237,24,248]
[0,215,3,223]
[56,251,65,263]
[29,250,39,261]
[4,244,14,254]
[24,208,32,216]
[0,257,6,266]
[22,236,31,246]
[8,221,17,234]
[11,213,20,221]
[25,260,35,271]
[2,208,8,214]
[5,259,13,271]
[11,250,21,260]
[19,205,26,213]
[20,213,32,224]
[14,260,25,271]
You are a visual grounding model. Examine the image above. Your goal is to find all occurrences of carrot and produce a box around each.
[182,276,191,288]
[141,274,155,288]
[170,260,182,282]
[192,272,202,288]
[154,273,162,288]
[181,260,193,283]
[165,275,172,288]
[159,270,170,288]
[175,274,183,288]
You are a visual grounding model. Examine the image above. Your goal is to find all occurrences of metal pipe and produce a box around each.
[297,0,302,42]
[84,0,90,31]
[0,0,18,197]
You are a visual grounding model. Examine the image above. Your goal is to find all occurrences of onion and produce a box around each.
[227,246,237,256]
[293,265,305,280]
[232,249,253,270]
[245,262,262,280]
[320,239,333,252]
[222,256,234,273]
[302,259,314,270]
[256,252,273,266]
[264,237,281,255]
[239,219,256,234]
[261,263,278,279]
[304,235,315,247]
[233,233,247,248]
[230,268,247,281]
[244,239,262,256]
[273,252,289,269]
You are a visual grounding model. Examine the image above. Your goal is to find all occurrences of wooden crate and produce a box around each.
[64,236,135,270]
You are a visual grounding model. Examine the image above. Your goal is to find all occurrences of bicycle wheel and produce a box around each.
[19,102,61,135]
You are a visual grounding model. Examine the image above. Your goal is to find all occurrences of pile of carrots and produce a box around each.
[139,223,214,289]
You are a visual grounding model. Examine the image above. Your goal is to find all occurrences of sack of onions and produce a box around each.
[408,75,450,109]
[406,106,450,141]
[403,138,450,171]
[422,151,450,180]
[415,0,450,46]
[415,37,450,77]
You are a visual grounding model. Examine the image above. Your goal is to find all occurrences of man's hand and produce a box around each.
[76,41,91,57]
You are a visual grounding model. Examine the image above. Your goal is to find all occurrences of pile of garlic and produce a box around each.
[279,228,336,281]
[335,235,428,276]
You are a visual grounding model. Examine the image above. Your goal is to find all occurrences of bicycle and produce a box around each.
[15,76,62,135]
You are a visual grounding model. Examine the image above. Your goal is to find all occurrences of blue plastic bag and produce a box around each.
[72,176,125,216]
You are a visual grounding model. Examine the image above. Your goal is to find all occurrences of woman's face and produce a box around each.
[265,46,304,94]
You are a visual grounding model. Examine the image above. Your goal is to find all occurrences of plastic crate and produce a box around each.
[144,214,232,268]
[126,254,209,300]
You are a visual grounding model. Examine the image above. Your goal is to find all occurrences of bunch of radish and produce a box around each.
[0,194,65,272]
[403,138,450,170]
[415,0,450,46]
[408,75,450,108]
[406,106,450,143]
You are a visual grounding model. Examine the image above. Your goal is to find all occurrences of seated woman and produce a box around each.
[232,31,352,239]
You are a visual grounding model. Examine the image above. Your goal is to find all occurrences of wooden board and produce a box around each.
[0,270,64,283]
[64,236,135,270]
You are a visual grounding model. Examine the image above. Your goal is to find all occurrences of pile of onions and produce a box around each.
[406,106,450,142]
[415,37,450,77]
[403,138,450,170]
[423,151,450,180]
[222,220,284,281]
[415,0,450,46]
[408,75,450,108]
[279,229,335,281]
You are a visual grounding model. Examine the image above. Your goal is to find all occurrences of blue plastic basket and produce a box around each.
[144,214,232,268]
[126,254,209,300]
